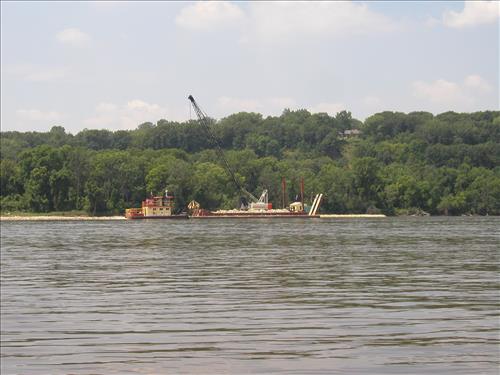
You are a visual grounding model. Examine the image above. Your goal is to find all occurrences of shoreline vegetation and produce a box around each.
[1,110,499,216]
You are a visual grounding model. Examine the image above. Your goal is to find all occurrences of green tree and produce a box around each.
[351,157,381,206]
[25,166,51,212]
[0,159,21,197]
[191,162,233,210]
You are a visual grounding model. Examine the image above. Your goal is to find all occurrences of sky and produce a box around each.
[1,1,499,133]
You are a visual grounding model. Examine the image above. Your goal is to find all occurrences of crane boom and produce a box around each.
[188,95,259,203]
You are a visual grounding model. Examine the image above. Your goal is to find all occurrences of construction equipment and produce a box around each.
[309,193,323,216]
[188,95,259,206]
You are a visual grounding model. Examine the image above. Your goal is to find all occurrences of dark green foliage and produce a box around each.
[1,110,499,215]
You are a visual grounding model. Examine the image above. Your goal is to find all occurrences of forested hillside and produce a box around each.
[1,110,499,215]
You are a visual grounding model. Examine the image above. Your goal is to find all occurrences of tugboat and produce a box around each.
[125,190,188,220]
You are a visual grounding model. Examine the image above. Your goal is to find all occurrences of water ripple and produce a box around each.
[1,217,499,374]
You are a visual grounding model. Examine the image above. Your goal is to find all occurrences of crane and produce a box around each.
[188,95,261,207]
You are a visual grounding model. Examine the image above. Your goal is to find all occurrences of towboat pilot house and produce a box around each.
[125,191,175,219]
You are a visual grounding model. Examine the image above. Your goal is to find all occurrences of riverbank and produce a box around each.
[0,214,388,221]
[1,215,125,221]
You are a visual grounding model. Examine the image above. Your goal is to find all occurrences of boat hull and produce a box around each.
[190,213,318,219]
[126,214,188,220]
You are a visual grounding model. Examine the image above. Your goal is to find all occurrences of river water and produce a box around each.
[1,217,499,374]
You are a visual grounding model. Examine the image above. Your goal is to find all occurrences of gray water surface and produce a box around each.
[1,217,499,374]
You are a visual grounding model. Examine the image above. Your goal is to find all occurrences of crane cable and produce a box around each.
[188,95,258,203]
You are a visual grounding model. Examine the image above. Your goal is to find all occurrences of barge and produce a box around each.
[189,191,323,219]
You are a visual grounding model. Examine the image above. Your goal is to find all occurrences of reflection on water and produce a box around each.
[1,217,499,374]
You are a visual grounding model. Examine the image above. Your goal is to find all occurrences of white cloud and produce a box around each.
[246,2,396,42]
[16,109,63,122]
[3,64,68,82]
[217,96,261,113]
[24,68,67,82]
[176,1,396,41]
[176,1,244,31]
[308,102,346,116]
[269,97,296,109]
[425,16,441,28]
[216,96,297,116]
[126,99,162,112]
[217,97,350,118]
[443,1,500,28]
[411,74,494,110]
[83,99,179,129]
[413,79,470,105]
[464,74,492,92]
[217,97,349,118]
[56,28,91,46]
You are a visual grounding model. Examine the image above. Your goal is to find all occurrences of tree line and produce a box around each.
[1,109,499,215]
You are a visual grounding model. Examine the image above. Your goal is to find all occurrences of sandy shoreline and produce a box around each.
[1,214,388,221]
[0,216,126,221]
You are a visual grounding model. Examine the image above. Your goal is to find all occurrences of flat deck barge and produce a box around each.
[190,213,319,219]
